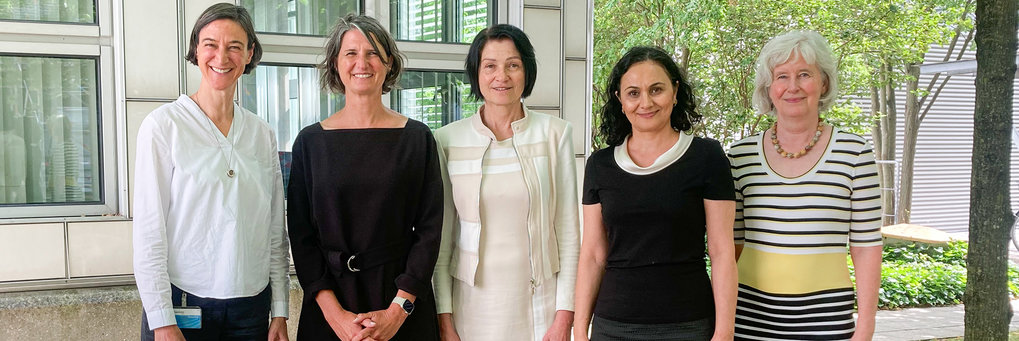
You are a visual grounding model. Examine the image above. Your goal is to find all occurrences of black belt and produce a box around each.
[325,237,410,274]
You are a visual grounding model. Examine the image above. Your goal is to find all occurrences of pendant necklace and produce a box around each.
[194,96,237,178]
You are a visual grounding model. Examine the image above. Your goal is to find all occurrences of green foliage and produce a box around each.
[878,260,967,308]
[882,241,968,266]
[593,0,971,149]
[851,241,1019,309]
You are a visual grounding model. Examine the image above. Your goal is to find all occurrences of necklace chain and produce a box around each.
[192,96,237,178]
[770,120,824,159]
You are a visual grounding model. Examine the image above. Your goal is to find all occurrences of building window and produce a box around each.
[0,55,102,205]
[240,64,344,190]
[389,0,493,43]
[0,0,96,24]
[393,70,481,129]
[242,0,360,36]
[240,67,481,189]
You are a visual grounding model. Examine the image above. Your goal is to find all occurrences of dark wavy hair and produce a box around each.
[598,46,701,147]
[185,3,261,74]
[465,24,537,100]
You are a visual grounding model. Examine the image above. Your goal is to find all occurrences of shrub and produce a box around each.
[853,241,1019,309]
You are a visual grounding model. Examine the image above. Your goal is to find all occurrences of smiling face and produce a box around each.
[617,61,678,135]
[194,19,251,92]
[478,39,526,106]
[335,29,389,96]
[768,52,827,119]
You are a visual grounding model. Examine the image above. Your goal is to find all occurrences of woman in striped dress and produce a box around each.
[728,30,882,340]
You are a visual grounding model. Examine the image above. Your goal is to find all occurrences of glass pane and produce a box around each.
[390,0,493,43]
[240,64,343,190]
[393,71,481,130]
[242,0,359,36]
[0,55,101,205]
[0,0,96,24]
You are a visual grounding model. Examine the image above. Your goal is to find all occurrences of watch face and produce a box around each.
[402,299,415,314]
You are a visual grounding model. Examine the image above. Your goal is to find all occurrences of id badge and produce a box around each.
[174,291,201,329]
[173,307,202,329]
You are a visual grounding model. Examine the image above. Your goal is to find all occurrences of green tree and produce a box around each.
[964,0,1017,338]
[594,0,968,225]
[593,0,966,148]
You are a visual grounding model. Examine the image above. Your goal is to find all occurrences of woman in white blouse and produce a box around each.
[133,3,290,341]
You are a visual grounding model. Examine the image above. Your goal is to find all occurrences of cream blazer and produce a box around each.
[431,106,580,314]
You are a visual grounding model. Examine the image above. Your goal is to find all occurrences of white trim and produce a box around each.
[506,0,523,26]
[99,46,120,216]
[258,34,326,50]
[0,41,100,56]
[0,22,100,38]
[260,51,322,66]
[404,58,465,70]
[113,0,130,217]
[613,132,694,175]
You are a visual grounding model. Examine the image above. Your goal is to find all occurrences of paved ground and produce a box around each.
[873,300,1019,340]
[872,232,1019,340]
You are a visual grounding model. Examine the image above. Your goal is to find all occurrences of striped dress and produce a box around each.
[727,129,882,340]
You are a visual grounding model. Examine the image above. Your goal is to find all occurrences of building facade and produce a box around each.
[0,0,592,338]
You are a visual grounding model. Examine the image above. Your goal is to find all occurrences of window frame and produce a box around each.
[383,0,498,44]
[0,0,119,219]
[243,0,365,37]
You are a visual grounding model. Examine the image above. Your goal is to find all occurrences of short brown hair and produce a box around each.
[319,14,404,94]
[185,3,262,74]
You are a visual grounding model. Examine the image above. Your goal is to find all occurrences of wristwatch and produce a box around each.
[392,296,415,315]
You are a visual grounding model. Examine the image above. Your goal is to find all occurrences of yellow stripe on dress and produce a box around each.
[738,247,852,294]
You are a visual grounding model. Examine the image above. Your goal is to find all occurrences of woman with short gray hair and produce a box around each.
[134,3,291,341]
[286,13,442,341]
[728,30,882,340]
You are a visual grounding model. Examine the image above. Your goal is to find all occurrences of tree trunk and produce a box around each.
[880,65,898,174]
[871,85,896,226]
[898,66,920,224]
[965,0,1017,339]
[878,66,899,224]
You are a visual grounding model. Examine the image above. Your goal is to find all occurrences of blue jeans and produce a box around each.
[141,284,271,341]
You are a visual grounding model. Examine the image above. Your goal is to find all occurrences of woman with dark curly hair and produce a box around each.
[573,46,737,341]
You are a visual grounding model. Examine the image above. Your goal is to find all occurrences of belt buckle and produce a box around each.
[346,255,360,272]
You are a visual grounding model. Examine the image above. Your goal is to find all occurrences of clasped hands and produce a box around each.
[332,304,408,341]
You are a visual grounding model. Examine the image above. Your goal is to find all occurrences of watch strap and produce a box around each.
[391,296,413,315]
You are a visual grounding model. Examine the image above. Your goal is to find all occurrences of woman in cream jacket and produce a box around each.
[431,24,580,341]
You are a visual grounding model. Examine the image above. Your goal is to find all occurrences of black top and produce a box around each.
[582,137,735,324]
[287,120,442,340]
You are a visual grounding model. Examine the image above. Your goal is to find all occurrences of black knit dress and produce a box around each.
[286,119,442,340]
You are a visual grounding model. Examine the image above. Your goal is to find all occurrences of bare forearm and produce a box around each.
[572,256,604,336]
[709,253,737,340]
[851,245,882,337]
[315,290,353,327]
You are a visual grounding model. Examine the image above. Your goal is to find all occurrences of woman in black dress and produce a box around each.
[573,47,737,341]
[286,14,442,341]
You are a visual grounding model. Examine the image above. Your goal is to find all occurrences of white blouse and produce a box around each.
[133,95,290,329]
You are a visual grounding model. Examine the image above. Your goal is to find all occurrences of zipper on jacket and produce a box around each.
[509,134,537,293]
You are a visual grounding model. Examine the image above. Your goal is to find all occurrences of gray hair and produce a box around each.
[185,3,261,74]
[319,14,404,94]
[751,30,839,115]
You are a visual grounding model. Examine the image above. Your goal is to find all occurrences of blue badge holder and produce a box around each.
[173,292,202,329]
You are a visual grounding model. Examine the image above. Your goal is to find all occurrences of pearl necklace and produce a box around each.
[770,120,824,159]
